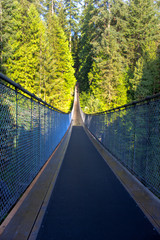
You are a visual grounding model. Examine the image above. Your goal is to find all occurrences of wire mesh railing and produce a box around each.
[81,94,160,199]
[0,73,72,223]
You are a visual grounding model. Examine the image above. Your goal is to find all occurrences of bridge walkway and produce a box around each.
[36,125,159,240]
[36,89,159,240]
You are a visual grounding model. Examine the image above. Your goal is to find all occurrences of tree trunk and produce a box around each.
[69,31,72,52]
[52,0,54,15]
[108,1,110,31]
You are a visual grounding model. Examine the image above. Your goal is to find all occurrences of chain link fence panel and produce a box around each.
[81,97,160,199]
[0,76,71,223]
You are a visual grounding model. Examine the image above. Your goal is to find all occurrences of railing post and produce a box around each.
[44,105,45,161]
[132,104,136,174]
[145,100,150,187]
[39,100,41,168]
[15,86,20,198]
[31,97,34,176]
[117,108,120,160]
[15,87,18,156]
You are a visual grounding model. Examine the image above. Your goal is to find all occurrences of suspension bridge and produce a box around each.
[0,73,160,239]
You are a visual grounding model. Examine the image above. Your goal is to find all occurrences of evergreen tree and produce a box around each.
[39,0,69,39]
[46,12,76,111]
[131,41,160,99]
[64,0,80,51]
[79,0,160,112]
[58,0,68,30]
[35,20,48,99]
[1,0,160,113]
[127,0,160,100]
[71,31,80,76]
[6,3,44,95]
[3,0,76,111]
[127,0,158,68]
[81,0,128,111]
[0,0,17,73]
[78,0,95,92]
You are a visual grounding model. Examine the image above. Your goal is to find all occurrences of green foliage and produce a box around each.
[1,0,160,113]
[79,91,105,113]
[78,0,95,92]
[79,0,128,112]
[78,0,160,113]
[6,3,43,95]
[45,13,76,111]
[2,0,76,112]
[64,0,80,49]
[0,0,18,73]
[130,41,160,99]
[127,0,159,67]
[126,0,160,100]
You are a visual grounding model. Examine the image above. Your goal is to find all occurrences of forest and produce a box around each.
[0,0,160,113]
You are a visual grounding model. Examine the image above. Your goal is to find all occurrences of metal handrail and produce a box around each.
[0,72,67,114]
[86,92,160,115]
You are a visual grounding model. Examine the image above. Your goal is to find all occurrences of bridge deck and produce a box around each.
[36,126,159,240]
